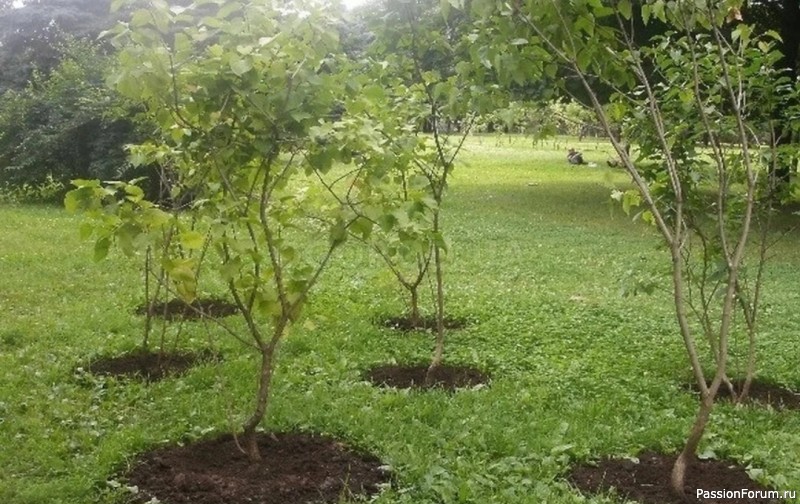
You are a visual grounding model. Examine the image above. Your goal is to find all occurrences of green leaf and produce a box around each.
[378,213,397,233]
[64,189,82,213]
[79,222,95,240]
[124,183,145,202]
[409,175,430,190]
[164,257,198,284]
[281,246,297,263]
[110,0,126,13]
[350,216,373,240]
[621,190,642,216]
[170,127,186,143]
[180,230,205,250]
[420,196,438,209]
[255,288,280,317]
[641,3,651,25]
[175,280,197,304]
[576,48,592,72]
[72,179,101,187]
[141,208,172,228]
[130,9,153,28]
[117,222,140,256]
[220,258,242,282]
[230,58,253,77]
[575,15,595,37]
[440,0,451,20]
[94,236,111,261]
[618,0,632,20]
[258,36,277,46]
[329,221,348,246]
[432,232,449,253]
[217,2,241,19]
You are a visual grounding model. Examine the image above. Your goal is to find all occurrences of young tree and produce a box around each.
[74,0,398,461]
[347,125,437,329]
[66,170,209,361]
[475,0,798,496]
[359,0,497,383]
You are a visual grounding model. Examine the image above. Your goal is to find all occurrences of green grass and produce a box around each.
[2,135,800,503]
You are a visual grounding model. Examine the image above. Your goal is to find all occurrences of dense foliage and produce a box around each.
[0,0,117,93]
[0,1,141,201]
[0,39,140,200]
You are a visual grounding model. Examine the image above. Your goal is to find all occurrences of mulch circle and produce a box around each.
[365,363,489,391]
[126,432,390,504]
[135,298,238,320]
[687,378,800,410]
[84,349,217,381]
[377,314,470,332]
[568,451,781,504]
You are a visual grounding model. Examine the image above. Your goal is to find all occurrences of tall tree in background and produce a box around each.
[745,0,799,78]
[0,38,141,196]
[0,0,116,92]
[0,0,145,199]
[745,0,800,184]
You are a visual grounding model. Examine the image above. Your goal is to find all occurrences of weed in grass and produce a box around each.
[0,330,23,348]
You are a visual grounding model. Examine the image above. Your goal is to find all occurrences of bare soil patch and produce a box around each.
[85,349,217,381]
[718,379,800,410]
[687,378,800,410]
[126,432,390,504]
[568,451,781,503]
[365,363,489,391]
[377,314,470,331]
[135,298,238,320]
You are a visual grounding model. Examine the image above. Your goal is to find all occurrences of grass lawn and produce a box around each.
[2,135,800,503]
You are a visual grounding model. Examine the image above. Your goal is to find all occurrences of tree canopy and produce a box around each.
[0,0,118,92]
[0,0,143,198]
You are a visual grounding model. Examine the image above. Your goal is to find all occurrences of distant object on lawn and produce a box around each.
[567,148,585,165]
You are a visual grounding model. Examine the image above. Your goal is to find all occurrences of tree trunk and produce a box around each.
[739,327,757,403]
[241,334,280,462]
[409,285,421,327]
[671,377,721,496]
[143,249,152,352]
[425,221,445,386]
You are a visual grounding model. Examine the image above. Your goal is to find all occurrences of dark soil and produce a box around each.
[126,432,390,504]
[687,378,800,410]
[85,349,217,381]
[377,314,470,332]
[135,298,238,320]
[568,451,782,503]
[365,363,489,391]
